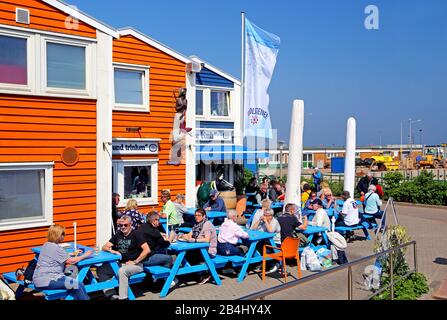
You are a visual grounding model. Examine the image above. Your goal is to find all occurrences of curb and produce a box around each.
[393,202,447,210]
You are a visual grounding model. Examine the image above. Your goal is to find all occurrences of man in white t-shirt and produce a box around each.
[336,191,360,242]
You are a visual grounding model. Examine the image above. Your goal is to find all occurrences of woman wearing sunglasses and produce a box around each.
[179,208,217,285]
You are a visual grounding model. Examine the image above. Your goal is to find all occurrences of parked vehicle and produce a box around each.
[416,144,447,169]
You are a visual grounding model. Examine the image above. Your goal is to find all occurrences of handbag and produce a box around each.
[291,230,309,247]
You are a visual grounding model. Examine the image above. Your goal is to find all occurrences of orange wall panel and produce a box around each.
[0,0,96,38]
[0,94,97,274]
[112,35,187,212]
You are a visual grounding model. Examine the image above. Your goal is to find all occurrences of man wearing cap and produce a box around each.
[203,189,227,213]
[308,199,331,230]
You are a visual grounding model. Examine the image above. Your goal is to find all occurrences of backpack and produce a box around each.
[14,259,37,299]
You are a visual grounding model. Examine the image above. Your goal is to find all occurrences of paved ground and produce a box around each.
[128,204,447,300]
[12,204,447,300]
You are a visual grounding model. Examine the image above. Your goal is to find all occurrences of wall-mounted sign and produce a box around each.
[196,129,233,143]
[112,140,159,155]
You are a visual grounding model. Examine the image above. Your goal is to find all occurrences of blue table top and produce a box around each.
[168,241,209,251]
[253,202,284,209]
[301,226,328,234]
[185,209,227,219]
[32,243,121,266]
[244,229,275,241]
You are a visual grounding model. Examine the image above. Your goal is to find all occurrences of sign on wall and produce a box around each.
[196,129,233,143]
[112,140,159,155]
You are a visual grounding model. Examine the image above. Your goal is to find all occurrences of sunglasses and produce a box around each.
[194,214,203,217]
[118,224,130,228]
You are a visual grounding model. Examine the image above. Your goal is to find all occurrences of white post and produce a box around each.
[285,100,304,207]
[73,222,77,251]
[344,117,356,198]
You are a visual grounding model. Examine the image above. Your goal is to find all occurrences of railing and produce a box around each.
[238,240,417,301]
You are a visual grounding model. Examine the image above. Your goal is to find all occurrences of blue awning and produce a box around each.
[195,145,268,162]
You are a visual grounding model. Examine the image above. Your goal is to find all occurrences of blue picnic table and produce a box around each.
[31,243,144,300]
[145,241,221,298]
[300,226,330,248]
[233,229,276,282]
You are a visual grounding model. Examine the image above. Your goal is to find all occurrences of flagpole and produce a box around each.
[241,12,245,144]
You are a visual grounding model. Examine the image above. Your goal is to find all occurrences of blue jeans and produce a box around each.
[217,242,244,257]
[36,276,89,300]
[143,254,173,268]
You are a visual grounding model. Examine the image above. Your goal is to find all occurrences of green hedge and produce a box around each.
[383,171,447,205]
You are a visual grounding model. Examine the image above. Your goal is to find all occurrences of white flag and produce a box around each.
[244,17,280,139]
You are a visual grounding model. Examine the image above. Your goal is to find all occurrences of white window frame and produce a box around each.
[196,85,234,121]
[195,88,204,117]
[0,28,36,94]
[0,162,53,232]
[112,159,158,207]
[303,153,314,169]
[41,36,96,98]
[113,62,150,112]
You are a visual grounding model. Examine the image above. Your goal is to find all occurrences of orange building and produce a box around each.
[0,0,198,275]
[110,28,193,212]
[0,0,117,274]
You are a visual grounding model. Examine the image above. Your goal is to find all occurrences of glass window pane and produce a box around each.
[115,69,144,105]
[124,166,151,200]
[0,170,44,222]
[47,43,86,89]
[211,91,229,116]
[0,35,27,85]
[196,89,203,115]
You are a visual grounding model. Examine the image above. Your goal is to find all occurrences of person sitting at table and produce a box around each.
[97,215,150,300]
[335,191,361,242]
[268,181,283,202]
[255,183,269,205]
[160,189,180,231]
[174,193,192,228]
[303,192,318,213]
[121,198,145,230]
[139,212,179,288]
[277,203,308,243]
[301,183,312,209]
[203,189,227,213]
[217,210,249,257]
[321,187,335,209]
[250,208,282,273]
[178,208,217,285]
[308,198,331,230]
[245,177,259,204]
[248,199,272,228]
[32,224,93,300]
[316,181,330,198]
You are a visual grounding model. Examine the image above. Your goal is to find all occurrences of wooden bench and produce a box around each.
[335,224,371,240]
[2,272,68,300]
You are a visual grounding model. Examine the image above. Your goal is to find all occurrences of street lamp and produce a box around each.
[408,119,422,166]
[278,140,285,181]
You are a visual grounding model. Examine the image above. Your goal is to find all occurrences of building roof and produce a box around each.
[43,0,119,38]
[118,28,191,64]
[190,56,241,85]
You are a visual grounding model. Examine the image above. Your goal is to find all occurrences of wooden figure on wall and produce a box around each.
[168,87,192,165]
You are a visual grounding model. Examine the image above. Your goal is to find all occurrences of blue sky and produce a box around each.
[70,0,447,147]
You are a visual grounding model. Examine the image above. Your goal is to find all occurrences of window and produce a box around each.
[113,160,158,206]
[326,153,338,159]
[47,42,86,90]
[114,64,149,112]
[303,154,313,169]
[211,91,229,117]
[0,163,53,231]
[0,35,27,85]
[196,89,203,115]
